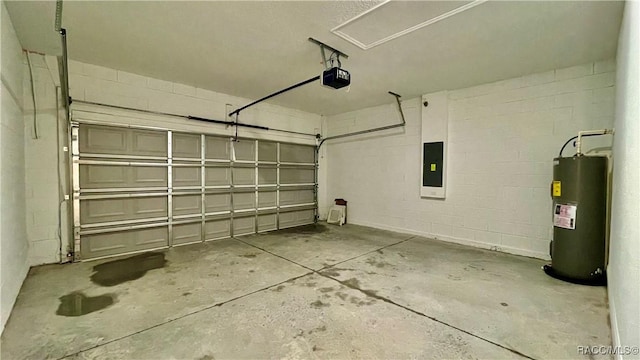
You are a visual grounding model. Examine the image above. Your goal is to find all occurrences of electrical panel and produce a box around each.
[422,142,444,187]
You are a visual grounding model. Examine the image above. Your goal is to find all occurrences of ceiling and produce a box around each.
[6,1,624,116]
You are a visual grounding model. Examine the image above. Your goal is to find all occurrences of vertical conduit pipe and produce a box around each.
[59,28,71,122]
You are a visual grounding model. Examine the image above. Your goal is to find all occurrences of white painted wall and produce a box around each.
[608,1,640,357]
[324,60,616,259]
[1,1,29,333]
[23,59,322,265]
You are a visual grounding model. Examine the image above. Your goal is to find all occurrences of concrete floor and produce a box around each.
[1,223,610,359]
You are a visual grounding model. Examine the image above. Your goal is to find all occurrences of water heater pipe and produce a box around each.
[576,129,614,155]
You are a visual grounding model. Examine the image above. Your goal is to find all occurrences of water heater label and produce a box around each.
[554,203,577,230]
[552,181,561,197]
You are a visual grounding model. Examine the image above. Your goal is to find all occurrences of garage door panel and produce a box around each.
[279,210,314,229]
[80,198,127,224]
[80,125,127,154]
[75,123,317,260]
[205,167,231,186]
[205,193,231,213]
[173,133,201,159]
[80,126,167,158]
[258,214,277,232]
[258,142,277,162]
[258,167,277,185]
[134,227,170,247]
[173,167,200,187]
[82,233,127,255]
[233,141,255,161]
[205,219,230,240]
[233,192,255,210]
[280,168,315,184]
[131,130,167,157]
[233,216,255,236]
[80,165,126,188]
[205,136,230,160]
[173,223,201,245]
[232,167,255,185]
[173,195,202,216]
[134,197,168,216]
[81,196,167,224]
[81,165,168,189]
[280,144,314,163]
[81,226,168,259]
[280,189,314,206]
[258,191,276,208]
[134,166,169,186]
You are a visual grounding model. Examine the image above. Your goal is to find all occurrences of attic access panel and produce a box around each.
[331,0,483,50]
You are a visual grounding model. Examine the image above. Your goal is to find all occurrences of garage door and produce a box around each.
[72,122,317,260]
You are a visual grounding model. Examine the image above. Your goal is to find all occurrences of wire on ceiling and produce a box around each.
[25,50,39,139]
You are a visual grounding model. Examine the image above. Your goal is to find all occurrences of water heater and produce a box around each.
[544,155,608,285]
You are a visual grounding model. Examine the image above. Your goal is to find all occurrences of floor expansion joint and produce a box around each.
[234,235,536,360]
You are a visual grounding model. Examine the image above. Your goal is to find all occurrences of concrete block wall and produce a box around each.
[67,61,321,144]
[1,1,28,333]
[23,54,63,266]
[324,60,616,259]
[22,59,322,265]
[608,1,640,357]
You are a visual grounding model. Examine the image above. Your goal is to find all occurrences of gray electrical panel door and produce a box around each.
[73,123,316,260]
[422,141,444,187]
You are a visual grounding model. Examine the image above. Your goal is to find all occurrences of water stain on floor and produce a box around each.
[340,278,379,300]
[56,292,115,317]
[365,258,391,268]
[342,278,362,289]
[464,263,486,271]
[350,296,376,307]
[308,325,327,334]
[320,269,341,277]
[90,252,167,287]
[272,224,328,235]
[196,355,215,360]
[319,267,356,278]
[335,292,349,301]
[310,300,330,308]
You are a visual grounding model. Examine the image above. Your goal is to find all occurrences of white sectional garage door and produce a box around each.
[72,122,316,260]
